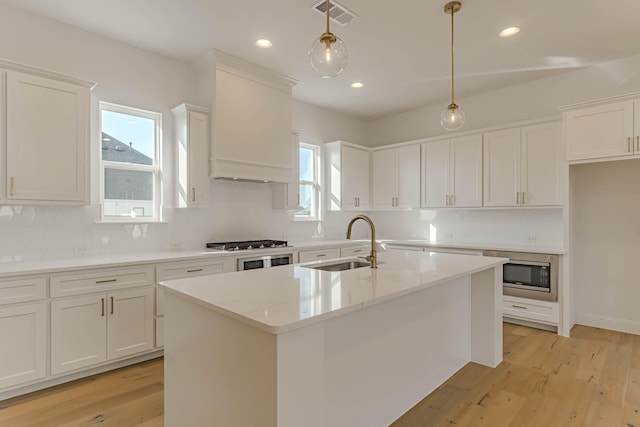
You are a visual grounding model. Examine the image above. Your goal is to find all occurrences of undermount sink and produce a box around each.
[304,260,371,271]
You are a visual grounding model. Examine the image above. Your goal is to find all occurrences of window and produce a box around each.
[99,102,162,222]
[296,143,321,220]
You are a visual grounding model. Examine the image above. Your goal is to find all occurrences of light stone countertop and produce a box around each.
[159,250,507,335]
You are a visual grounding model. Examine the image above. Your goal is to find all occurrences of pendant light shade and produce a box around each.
[441,1,465,131]
[309,0,348,78]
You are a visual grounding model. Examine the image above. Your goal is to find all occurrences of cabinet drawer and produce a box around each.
[0,277,47,305]
[298,248,341,263]
[340,246,369,257]
[156,257,236,281]
[503,297,559,325]
[51,266,155,298]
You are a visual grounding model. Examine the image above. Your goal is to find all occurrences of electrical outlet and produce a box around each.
[526,236,537,244]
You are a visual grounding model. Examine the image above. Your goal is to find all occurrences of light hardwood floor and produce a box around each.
[1,322,639,426]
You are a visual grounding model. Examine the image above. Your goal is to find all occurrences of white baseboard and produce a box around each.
[575,313,640,335]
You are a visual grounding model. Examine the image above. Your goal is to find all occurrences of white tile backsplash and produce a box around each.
[0,179,563,261]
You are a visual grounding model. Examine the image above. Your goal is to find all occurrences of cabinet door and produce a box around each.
[341,145,368,209]
[187,111,210,206]
[6,71,88,202]
[450,135,483,207]
[0,303,47,389]
[520,122,562,206]
[483,128,520,207]
[51,295,107,375]
[396,145,421,209]
[372,148,397,209]
[107,287,154,360]
[422,140,449,208]
[565,100,634,161]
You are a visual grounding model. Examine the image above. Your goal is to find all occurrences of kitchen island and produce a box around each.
[160,250,506,427]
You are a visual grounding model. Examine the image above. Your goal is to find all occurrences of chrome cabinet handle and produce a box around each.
[192,187,196,202]
[512,304,528,310]
[187,268,204,273]
[111,297,114,315]
[10,177,15,196]
[96,279,117,284]
[101,298,105,316]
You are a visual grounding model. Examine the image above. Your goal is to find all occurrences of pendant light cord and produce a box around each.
[325,0,331,34]
[450,5,455,106]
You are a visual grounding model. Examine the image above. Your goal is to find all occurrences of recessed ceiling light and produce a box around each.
[499,27,521,38]
[351,82,364,88]
[256,39,273,48]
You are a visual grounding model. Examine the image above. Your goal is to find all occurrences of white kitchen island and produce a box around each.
[160,250,506,427]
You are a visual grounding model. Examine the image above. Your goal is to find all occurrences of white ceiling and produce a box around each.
[4,0,640,120]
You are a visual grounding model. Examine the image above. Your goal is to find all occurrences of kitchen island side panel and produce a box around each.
[164,293,277,427]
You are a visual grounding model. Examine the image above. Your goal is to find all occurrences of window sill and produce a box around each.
[94,219,168,225]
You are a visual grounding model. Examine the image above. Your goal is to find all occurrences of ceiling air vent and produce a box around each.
[311,0,359,27]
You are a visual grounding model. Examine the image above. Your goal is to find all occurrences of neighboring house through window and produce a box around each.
[100,102,161,221]
[296,143,321,220]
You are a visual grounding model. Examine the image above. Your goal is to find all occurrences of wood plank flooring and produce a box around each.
[1,322,640,426]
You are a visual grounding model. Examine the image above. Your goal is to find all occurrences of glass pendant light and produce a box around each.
[309,0,348,78]
[441,1,465,131]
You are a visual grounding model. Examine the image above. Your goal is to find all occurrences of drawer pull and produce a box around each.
[101,298,105,316]
[96,278,117,284]
[187,268,204,273]
[628,137,632,152]
[316,254,327,257]
[512,304,528,310]
[111,296,114,315]
[353,249,362,253]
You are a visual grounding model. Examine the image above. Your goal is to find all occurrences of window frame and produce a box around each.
[98,101,163,223]
[295,142,322,221]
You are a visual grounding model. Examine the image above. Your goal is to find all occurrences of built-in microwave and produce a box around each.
[483,250,558,302]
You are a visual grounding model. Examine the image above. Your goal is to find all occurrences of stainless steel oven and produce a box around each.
[237,253,294,271]
[483,250,558,302]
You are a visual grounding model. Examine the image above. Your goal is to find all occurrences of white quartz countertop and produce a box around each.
[380,239,566,255]
[160,251,507,335]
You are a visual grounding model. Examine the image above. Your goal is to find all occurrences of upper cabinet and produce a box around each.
[212,52,297,183]
[326,141,370,210]
[483,122,561,207]
[422,135,483,208]
[372,145,420,209]
[564,98,640,162]
[3,67,93,204]
[172,104,210,208]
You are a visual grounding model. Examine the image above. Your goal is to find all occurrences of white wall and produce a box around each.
[366,54,640,147]
[0,2,368,260]
[571,159,640,334]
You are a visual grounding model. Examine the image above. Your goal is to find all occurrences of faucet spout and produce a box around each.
[346,215,377,268]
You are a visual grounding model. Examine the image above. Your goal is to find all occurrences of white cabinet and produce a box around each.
[4,69,92,204]
[422,135,482,208]
[483,122,561,207]
[326,141,370,210]
[50,267,155,375]
[51,287,154,375]
[0,276,47,391]
[212,51,297,182]
[298,247,342,263]
[564,99,640,162]
[272,133,301,210]
[172,104,210,207]
[372,145,420,209]
[155,257,236,348]
[503,295,559,326]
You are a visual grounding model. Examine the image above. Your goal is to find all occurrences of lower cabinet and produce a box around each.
[0,302,47,389]
[51,287,154,375]
[502,295,559,326]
